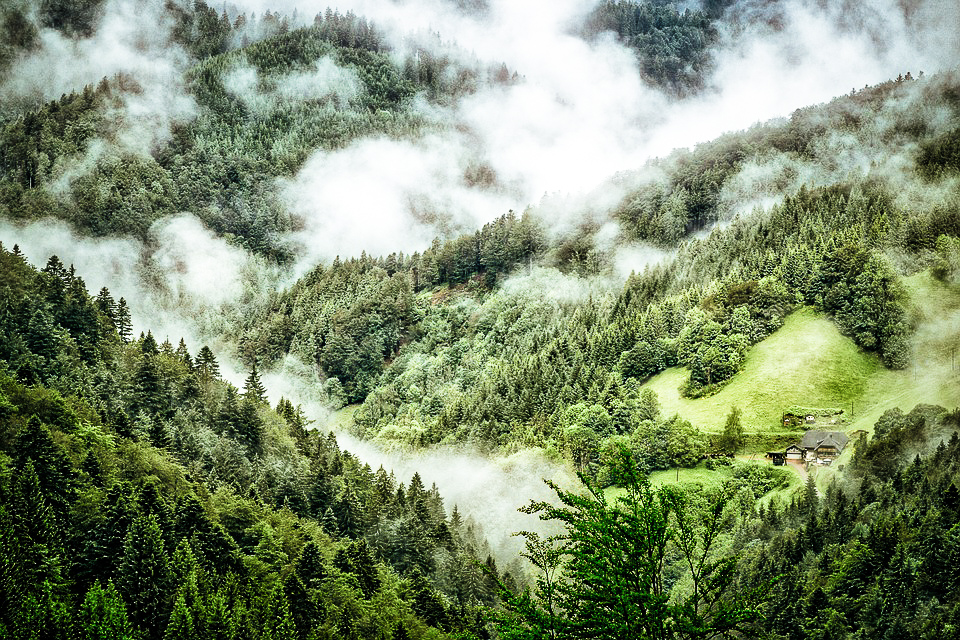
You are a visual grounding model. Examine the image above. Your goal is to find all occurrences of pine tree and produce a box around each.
[262,582,297,640]
[95,287,116,323]
[25,308,58,364]
[243,360,267,404]
[216,386,240,435]
[174,339,192,367]
[234,398,264,456]
[295,541,327,589]
[195,346,220,383]
[141,330,159,356]
[115,298,132,342]
[282,572,315,639]
[78,482,136,586]
[15,580,72,640]
[137,482,176,553]
[135,358,165,418]
[334,539,380,599]
[78,581,135,640]
[8,462,62,600]
[13,417,76,521]
[116,514,174,640]
[162,593,194,640]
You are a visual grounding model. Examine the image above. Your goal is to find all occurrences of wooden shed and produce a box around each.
[785,444,804,461]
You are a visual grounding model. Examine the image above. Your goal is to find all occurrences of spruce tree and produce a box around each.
[195,346,220,383]
[262,582,297,640]
[174,339,192,367]
[295,541,327,589]
[243,360,267,404]
[15,580,72,640]
[116,514,174,640]
[13,417,75,521]
[141,331,159,356]
[115,298,132,342]
[95,287,116,323]
[78,581,135,640]
[282,572,315,639]
[134,358,165,418]
[162,594,194,640]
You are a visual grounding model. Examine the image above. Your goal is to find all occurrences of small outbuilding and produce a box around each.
[785,444,804,461]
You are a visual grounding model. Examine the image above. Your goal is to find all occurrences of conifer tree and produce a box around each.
[115,298,132,342]
[9,461,61,595]
[135,358,165,417]
[15,580,72,640]
[263,582,297,640]
[243,360,267,404]
[234,398,264,456]
[162,593,194,640]
[195,346,220,383]
[95,287,116,322]
[141,330,159,356]
[295,541,327,589]
[78,581,135,640]
[137,482,176,553]
[174,339,192,367]
[13,417,76,521]
[282,572,315,639]
[116,514,174,640]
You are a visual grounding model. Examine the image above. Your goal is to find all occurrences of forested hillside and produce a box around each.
[1,0,960,638]
[239,71,959,483]
[0,245,512,639]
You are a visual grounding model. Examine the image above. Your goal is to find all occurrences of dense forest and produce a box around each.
[1,0,960,638]
[0,243,517,638]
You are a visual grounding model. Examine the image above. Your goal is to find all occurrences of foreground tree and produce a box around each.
[495,448,770,639]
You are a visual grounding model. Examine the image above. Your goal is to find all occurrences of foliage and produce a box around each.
[582,1,719,96]
[495,447,771,638]
[0,246,502,639]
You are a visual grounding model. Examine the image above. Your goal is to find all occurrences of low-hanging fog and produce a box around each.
[2,0,958,550]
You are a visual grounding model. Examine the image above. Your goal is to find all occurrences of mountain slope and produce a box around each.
[643,270,960,435]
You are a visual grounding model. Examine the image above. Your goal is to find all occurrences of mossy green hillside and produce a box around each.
[641,271,960,440]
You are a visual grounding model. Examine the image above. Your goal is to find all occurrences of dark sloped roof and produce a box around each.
[800,430,849,451]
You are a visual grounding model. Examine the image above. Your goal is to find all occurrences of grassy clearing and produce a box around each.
[605,460,804,507]
[641,271,960,447]
[642,307,881,434]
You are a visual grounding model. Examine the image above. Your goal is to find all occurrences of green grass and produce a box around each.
[641,271,960,448]
[643,306,882,434]
[605,460,803,506]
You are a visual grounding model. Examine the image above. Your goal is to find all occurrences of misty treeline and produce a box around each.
[0,243,522,639]
[248,176,927,475]
[238,210,547,404]
[223,70,960,482]
[608,72,958,247]
[338,182,910,473]
[581,0,727,95]
[0,0,744,261]
[0,3,522,260]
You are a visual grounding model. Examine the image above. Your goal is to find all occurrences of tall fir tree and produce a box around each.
[78,580,135,640]
[115,298,132,342]
[243,360,267,404]
[116,514,174,640]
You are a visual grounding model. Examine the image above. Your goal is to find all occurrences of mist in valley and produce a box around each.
[1,0,959,556]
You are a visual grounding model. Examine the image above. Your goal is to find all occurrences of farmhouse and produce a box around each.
[799,430,850,463]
